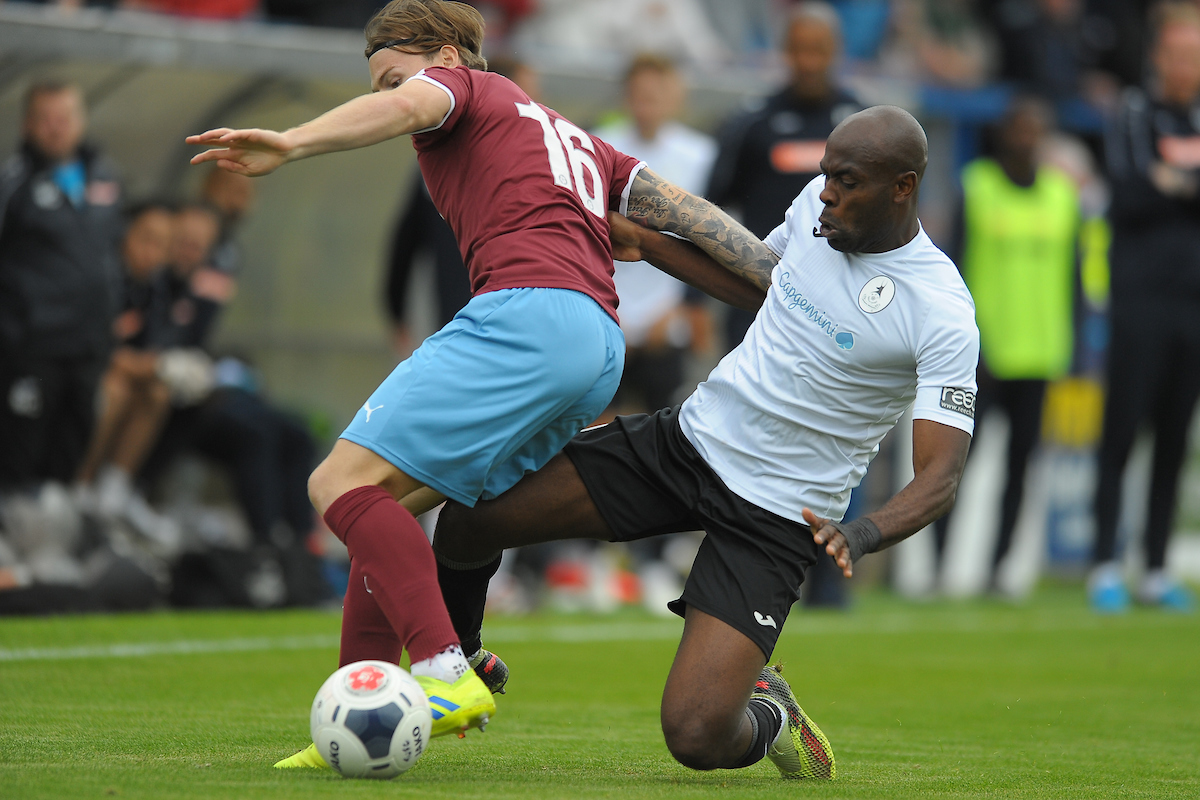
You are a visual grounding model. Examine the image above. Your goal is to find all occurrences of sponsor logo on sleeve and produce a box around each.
[939,387,976,418]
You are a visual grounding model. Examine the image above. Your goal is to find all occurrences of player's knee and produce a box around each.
[101,371,132,407]
[661,711,727,771]
[307,460,339,516]
[662,714,724,772]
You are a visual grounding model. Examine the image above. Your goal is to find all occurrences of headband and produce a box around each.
[366,36,417,58]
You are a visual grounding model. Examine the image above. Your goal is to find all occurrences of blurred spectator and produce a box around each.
[881,0,997,88]
[706,1,860,608]
[512,0,729,69]
[469,0,535,43]
[707,0,860,348]
[75,203,225,549]
[384,57,540,354]
[154,203,230,351]
[593,54,716,413]
[1085,0,1153,89]
[1089,2,1200,613]
[74,203,177,535]
[988,0,1119,108]
[142,204,304,545]
[119,0,259,18]
[934,97,1079,592]
[261,0,382,27]
[0,81,123,490]
[201,167,254,276]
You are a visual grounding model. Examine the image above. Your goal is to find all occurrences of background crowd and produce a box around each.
[1,0,1198,617]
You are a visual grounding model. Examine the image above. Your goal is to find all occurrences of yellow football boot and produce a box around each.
[273,742,329,770]
[416,670,497,738]
[753,664,836,779]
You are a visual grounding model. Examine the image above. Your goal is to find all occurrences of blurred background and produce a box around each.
[1,0,1197,619]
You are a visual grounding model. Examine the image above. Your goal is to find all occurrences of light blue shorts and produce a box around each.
[341,288,625,507]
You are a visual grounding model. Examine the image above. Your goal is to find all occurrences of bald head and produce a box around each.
[816,106,927,253]
[828,106,928,184]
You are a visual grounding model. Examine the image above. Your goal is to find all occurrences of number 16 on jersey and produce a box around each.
[516,101,606,219]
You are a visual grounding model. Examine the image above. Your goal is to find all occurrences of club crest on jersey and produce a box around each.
[858,275,896,314]
[940,387,976,418]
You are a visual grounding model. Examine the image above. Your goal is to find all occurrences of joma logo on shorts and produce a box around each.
[940,387,976,418]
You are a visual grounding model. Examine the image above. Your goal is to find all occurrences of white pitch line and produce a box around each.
[0,634,339,663]
[0,623,685,663]
[0,610,1180,663]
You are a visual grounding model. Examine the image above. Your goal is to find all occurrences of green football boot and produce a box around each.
[752,664,836,779]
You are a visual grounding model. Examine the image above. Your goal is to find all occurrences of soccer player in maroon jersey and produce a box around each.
[188,0,767,770]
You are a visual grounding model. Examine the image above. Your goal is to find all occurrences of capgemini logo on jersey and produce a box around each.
[835,332,855,350]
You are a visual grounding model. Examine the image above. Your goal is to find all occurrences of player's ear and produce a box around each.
[437,45,462,68]
[894,171,918,203]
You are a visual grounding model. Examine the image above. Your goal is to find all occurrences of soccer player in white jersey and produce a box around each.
[434,106,979,780]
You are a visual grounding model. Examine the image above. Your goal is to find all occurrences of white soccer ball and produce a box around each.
[310,661,432,779]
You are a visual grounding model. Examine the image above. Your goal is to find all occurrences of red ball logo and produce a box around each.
[346,664,387,693]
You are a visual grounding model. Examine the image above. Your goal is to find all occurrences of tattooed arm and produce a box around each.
[609,213,767,312]
[624,167,780,292]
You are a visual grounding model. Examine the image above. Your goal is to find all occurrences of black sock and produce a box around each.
[434,552,503,658]
[731,698,784,769]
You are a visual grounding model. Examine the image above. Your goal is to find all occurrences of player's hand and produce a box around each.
[607,211,647,261]
[803,507,854,578]
[187,128,292,176]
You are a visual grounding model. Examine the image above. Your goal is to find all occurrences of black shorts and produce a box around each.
[564,406,820,658]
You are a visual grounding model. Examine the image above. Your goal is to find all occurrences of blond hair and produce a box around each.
[365,0,487,71]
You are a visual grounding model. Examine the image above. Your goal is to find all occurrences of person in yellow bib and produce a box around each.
[934,96,1079,593]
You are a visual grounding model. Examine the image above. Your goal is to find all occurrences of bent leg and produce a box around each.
[339,558,403,666]
[434,452,615,654]
[434,452,615,564]
[109,377,172,477]
[311,439,457,665]
[309,438,425,517]
[661,606,768,770]
[75,367,134,484]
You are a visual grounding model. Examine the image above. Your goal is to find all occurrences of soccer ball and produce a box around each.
[310,661,433,779]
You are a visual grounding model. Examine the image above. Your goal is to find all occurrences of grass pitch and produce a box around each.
[1,584,1197,799]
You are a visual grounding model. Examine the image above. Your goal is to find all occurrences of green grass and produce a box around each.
[1,585,1197,799]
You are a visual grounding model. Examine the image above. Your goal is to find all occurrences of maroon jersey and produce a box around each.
[410,66,643,321]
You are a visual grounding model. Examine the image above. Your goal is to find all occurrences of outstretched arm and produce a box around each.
[187,79,451,176]
[625,168,779,292]
[803,419,971,578]
[608,212,767,312]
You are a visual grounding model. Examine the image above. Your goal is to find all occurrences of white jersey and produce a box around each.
[593,120,717,346]
[679,177,979,523]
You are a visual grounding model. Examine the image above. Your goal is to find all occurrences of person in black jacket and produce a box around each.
[705,0,860,608]
[1090,3,1200,613]
[706,1,860,347]
[0,81,123,489]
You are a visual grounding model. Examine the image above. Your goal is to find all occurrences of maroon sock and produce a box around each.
[324,486,459,664]
[338,558,402,667]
